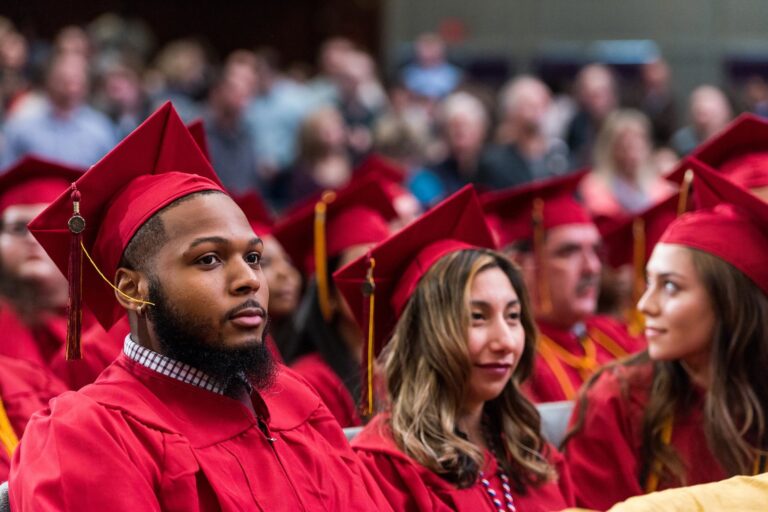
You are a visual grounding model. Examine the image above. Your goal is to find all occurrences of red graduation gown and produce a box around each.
[352,414,574,512]
[10,355,393,511]
[50,316,129,390]
[0,300,47,367]
[563,362,727,510]
[0,355,67,480]
[525,315,645,403]
[291,352,361,427]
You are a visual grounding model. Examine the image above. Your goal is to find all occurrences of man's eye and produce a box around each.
[197,254,220,266]
[245,252,262,265]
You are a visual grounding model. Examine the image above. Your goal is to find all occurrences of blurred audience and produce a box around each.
[566,63,619,167]
[580,109,675,218]
[411,91,488,204]
[400,33,461,101]
[670,84,732,156]
[203,64,260,194]
[284,105,352,206]
[2,52,116,167]
[477,75,570,189]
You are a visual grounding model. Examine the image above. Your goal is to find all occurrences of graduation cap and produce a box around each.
[480,171,592,314]
[666,113,768,200]
[231,191,274,237]
[28,102,225,359]
[0,155,83,214]
[186,119,211,162]
[272,176,398,321]
[353,153,406,185]
[661,164,768,296]
[333,185,496,414]
[600,192,679,334]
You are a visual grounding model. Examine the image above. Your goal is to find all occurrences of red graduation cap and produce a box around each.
[480,170,592,248]
[480,171,592,315]
[333,185,496,413]
[28,102,225,359]
[0,156,83,214]
[600,192,680,334]
[666,113,768,191]
[353,153,406,185]
[272,176,398,321]
[186,119,211,162]
[661,164,768,296]
[231,191,274,237]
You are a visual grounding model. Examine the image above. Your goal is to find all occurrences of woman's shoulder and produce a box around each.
[585,361,653,411]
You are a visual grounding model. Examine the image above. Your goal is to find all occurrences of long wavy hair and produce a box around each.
[566,247,768,486]
[383,249,555,491]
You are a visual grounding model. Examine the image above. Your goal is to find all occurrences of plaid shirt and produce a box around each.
[123,335,227,395]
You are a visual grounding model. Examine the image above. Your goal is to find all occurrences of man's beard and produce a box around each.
[146,276,277,392]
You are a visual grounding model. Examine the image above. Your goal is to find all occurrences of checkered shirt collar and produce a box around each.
[123,335,227,395]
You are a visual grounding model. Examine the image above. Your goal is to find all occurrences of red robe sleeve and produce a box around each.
[563,366,646,510]
[10,393,166,511]
[290,353,361,427]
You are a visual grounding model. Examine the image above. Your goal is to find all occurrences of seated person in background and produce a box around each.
[563,166,768,510]
[10,103,392,511]
[0,353,67,481]
[580,109,675,219]
[335,186,574,511]
[277,177,397,427]
[482,172,644,402]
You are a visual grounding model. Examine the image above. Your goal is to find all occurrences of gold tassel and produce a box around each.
[0,397,18,458]
[314,191,336,322]
[361,256,376,416]
[676,169,694,216]
[628,217,646,336]
[645,415,674,493]
[532,198,552,316]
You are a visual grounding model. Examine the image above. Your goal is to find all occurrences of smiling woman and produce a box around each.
[562,167,768,510]
[334,186,574,512]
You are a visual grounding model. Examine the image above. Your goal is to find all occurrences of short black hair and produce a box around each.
[119,190,223,273]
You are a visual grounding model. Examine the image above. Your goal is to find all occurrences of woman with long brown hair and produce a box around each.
[563,165,768,510]
[334,186,573,511]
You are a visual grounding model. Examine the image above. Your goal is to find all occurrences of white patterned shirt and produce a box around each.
[123,335,227,395]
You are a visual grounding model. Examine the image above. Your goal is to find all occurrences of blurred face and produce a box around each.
[580,70,616,119]
[612,124,651,177]
[315,110,347,149]
[465,267,525,408]
[0,203,67,291]
[149,193,269,350]
[638,244,715,367]
[538,224,602,326]
[508,84,550,131]
[446,111,486,155]
[260,234,301,318]
[47,55,88,110]
[691,89,731,136]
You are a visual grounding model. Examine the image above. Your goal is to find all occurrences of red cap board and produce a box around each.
[231,191,273,237]
[272,176,398,275]
[0,156,83,214]
[333,185,496,360]
[661,165,768,296]
[666,113,768,190]
[187,119,211,162]
[480,170,592,248]
[28,102,225,355]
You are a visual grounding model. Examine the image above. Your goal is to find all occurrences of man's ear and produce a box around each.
[114,267,150,312]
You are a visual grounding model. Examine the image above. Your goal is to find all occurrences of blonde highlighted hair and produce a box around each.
[383,249,555,490]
